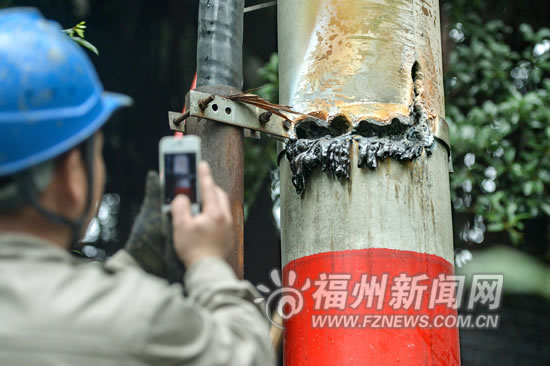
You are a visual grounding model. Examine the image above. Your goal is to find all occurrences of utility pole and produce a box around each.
[278,0,459,365]
[185,0,245,278]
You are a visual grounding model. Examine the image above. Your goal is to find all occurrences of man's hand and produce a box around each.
[124,171,184,282]
[171,162,234,268]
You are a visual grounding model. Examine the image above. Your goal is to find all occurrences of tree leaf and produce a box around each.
[70,36,99,56]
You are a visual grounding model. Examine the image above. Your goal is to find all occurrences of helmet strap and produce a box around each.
[16,136,97,249]
[0,159,53,215]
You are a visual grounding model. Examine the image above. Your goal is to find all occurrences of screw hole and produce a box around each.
[225,107,231,115]
[212,104,218,112]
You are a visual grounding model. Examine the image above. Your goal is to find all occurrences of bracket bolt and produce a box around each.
[199,95,215,110]
[259,111,272,124]
[283,120,292,130]
[173,111,190,126]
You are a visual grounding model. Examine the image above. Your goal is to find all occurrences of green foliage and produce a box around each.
[446,14,550,245]
[0,7,98,54]
[244,53,280,217]
[253,17,550,247]
[255,53,279,103]
[244,138,278,217]
[62,21,99,55]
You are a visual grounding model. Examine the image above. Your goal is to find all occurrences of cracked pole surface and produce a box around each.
[278,0,459,365]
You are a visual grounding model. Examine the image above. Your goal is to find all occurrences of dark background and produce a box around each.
[2,1,549,364]
[3,0,547,261]
[2,0,279,255]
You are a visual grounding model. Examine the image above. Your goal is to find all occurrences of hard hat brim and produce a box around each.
[0,92,133,176]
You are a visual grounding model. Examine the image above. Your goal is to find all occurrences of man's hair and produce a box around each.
[0,159,55,215]
[0,137,93,216]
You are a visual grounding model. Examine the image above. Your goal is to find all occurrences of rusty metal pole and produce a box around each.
[185,0,245,278]
[278,0,459,365]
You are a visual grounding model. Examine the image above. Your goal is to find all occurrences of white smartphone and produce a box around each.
[159,136,201,214]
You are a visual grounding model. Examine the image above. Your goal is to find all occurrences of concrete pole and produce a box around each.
[278,0,459,365]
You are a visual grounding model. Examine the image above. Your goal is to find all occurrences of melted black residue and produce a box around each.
[285,62,437,194]
[285,121,434,194]
[295,115,352,139]
[286,135,351,194]
[356,122,434,169]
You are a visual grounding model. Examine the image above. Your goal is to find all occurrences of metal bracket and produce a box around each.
[244,1,277,13]
[168,111,185,134]
[433,117,453,173]
[169,90,292,140]
[168,91,452,171]
[434,117,450,153]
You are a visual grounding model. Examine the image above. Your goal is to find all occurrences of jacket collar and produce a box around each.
[0,232,75,262]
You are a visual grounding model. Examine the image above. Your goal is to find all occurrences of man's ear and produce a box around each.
[47,148,88,217]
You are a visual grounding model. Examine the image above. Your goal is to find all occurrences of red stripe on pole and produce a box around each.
[282,248,460,366]
[175,73,198,138]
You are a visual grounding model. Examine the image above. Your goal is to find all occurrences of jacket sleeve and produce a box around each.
[137,256,276,366]
[104,249,140,272]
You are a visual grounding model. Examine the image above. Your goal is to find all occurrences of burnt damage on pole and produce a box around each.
[285,63,436,194]
[355,120,434,169]
[285,119,434,194]
[285,135,352,195]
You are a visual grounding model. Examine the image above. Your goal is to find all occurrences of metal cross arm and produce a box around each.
[169,90,292,140]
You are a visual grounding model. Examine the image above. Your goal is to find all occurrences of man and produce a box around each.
[0,8,274,365]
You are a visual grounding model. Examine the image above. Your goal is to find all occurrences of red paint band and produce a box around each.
[175,72,197,138]
[282,248,460,366]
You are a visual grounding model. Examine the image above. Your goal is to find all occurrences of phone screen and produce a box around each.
[164,153,197,204]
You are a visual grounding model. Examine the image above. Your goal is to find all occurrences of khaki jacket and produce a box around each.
[0,233,275,365]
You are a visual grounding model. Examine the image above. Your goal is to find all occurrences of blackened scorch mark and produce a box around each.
[356,121,434,169]
[285,135,352,194]
[284,61,437,194]
[285,121,434,194]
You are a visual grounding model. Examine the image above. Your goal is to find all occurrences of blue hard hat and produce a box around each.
[0,8,132,176]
